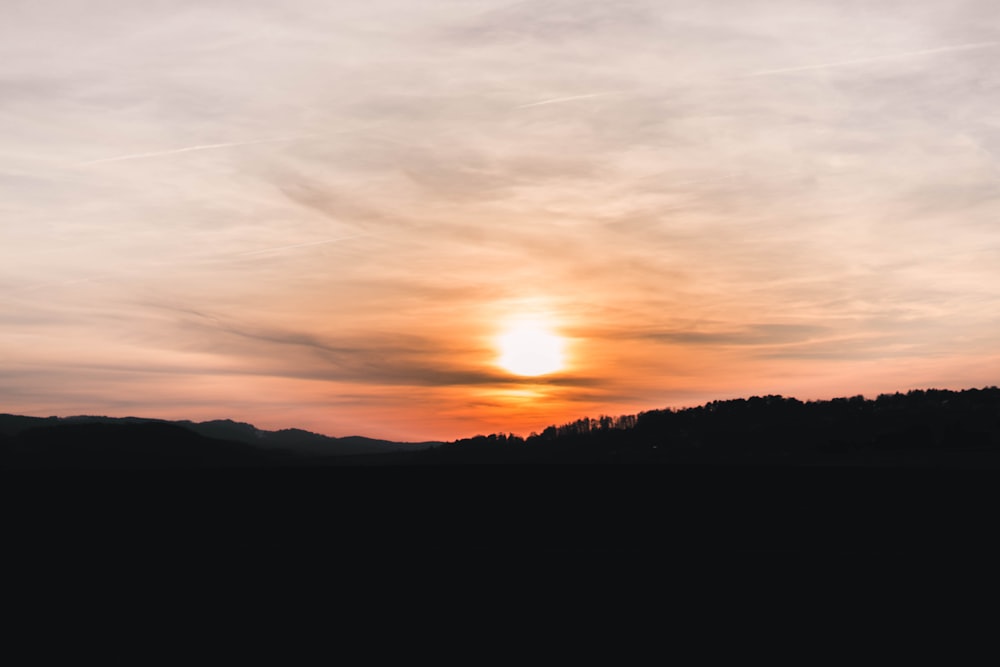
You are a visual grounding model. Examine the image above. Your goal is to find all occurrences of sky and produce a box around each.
[3,0,1000,441]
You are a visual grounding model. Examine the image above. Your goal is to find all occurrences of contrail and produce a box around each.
[77,135,318,166]
[750,41,1000,76]
[13,275,105,294]
[76,124,383,166]
[516,91,623,109]
[235,234,369,256]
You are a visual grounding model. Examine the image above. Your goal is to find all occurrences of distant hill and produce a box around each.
[169,419,440,456]
[0,421,273,469]
[0,414,440,468]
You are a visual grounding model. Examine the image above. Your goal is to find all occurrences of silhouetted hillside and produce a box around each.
[0,414,439,464]
[0,422,279,469]
[172,419,439,456]
[415,387,1000,467]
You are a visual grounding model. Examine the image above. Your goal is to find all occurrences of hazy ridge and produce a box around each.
[0,414,440,468]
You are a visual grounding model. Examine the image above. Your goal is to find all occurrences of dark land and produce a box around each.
[5,387,1000,556]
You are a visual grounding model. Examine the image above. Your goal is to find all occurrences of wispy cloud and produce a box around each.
[750,41,1000,76]
[75,135,318,166]
[74,124,382,166]
[636,324,833,347]
[1,234,370,299]
[235,234,370,256]
[515,91,625,109]
[148,305,602,389]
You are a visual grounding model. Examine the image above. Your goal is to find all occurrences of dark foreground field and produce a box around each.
[5,464,999,558]
[6,388,1000,557]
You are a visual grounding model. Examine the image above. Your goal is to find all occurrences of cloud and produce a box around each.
[138,303,601,388]
[749,41,1000,76]
[515,91,625,109]
[235,234,370,256]
[636,324,833,347]
[76,135,319,166]
[444,0,660,44]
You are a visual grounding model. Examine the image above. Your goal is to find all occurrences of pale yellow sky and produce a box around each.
[3,1,1000,440]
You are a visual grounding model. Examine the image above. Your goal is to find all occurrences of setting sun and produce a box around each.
[496,320,566,377]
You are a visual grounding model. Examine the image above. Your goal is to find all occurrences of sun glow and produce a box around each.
[496,319,566,377]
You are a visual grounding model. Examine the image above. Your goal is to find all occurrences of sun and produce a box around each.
[496,319,565,376]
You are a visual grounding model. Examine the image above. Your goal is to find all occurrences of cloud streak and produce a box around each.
[235,234,370,256]
[750,41,1000,76]
[149,305,604,389]
[76,135,319,166]
[515,91,625,109]
[74,123,382,166]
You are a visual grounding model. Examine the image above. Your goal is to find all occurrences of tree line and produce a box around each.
[416,387,1000,465]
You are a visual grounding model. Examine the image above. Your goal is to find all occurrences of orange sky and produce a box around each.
[3,1,1000,440]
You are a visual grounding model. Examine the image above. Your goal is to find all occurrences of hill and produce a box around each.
[7,389,1000,556]
[0,421,277,469]
[0,413,439,468]
[4,386,1000,468]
